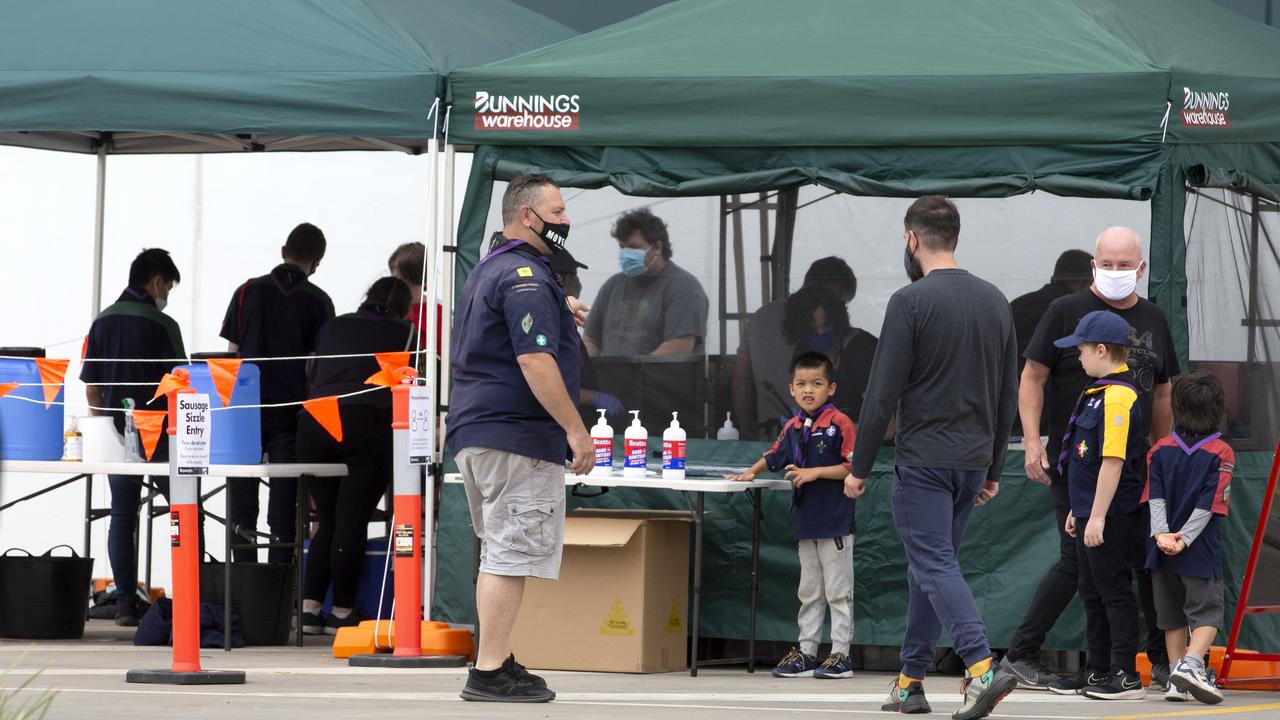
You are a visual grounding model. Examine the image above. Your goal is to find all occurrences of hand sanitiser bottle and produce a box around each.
[62,416,83,461]
[623,410,648,478]
[662,412,686,481]
[591,408,614,477]
[716,412,740,441]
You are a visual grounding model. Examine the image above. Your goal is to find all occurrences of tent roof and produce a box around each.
[448,0,1280,147]
[0,0,574,154]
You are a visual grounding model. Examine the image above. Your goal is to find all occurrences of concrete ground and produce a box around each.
[3,621,1280,720]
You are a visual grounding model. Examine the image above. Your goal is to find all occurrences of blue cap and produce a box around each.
[1053,310,1133,348]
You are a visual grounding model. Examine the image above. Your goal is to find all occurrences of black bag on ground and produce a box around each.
[0,545,93,639]
[133,597,247,648]
[199,562,296,645]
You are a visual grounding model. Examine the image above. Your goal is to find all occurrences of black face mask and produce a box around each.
[904,244,924,283]
[530,209,570,254]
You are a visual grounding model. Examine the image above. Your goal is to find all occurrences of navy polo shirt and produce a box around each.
[763,404,857,539]
[1061,366,1146,518]
[1143,433,1234,580]
[308,304,414,411]
[446,239,580,465]
[80,288,187,435]
[220,264,334,404]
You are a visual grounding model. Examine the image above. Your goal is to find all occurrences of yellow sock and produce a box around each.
[898,673,923,689]
[967,657,992,678]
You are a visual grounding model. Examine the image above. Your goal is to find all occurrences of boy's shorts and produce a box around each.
[1152,569,1224,631]
[456,446,566,580]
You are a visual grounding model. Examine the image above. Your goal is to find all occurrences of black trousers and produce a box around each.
[1008,483,1167,665]
[1077,509,1140,674]
[296,404,391,609]
[227,407,300,564]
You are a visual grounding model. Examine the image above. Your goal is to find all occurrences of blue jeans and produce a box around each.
[892,466,992,678]
[227,407,299,563]
[107,473,170,605]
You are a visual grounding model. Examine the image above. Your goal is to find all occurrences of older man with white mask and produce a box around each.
[1000,226,1180,694]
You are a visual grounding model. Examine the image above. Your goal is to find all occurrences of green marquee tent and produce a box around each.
[0,0,574,154]
[448,0,1280,366]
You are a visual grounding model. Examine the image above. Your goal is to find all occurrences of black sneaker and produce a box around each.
[1149,662,1171,691]
[999,655,1060,690]
[1082,669,1147,700]
[504,655,547,688]
[324,609,369,635]
[300,610,327,636]
[114,598,141,628]
[460,662,556,703]
[1047,668,1108,696]
[881,679,931,714]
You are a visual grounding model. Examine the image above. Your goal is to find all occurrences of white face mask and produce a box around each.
[1093,266,1139,301]
[154,296,168,312]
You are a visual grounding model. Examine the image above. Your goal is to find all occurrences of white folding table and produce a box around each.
[444,471,789,676]
[0,459,347,647]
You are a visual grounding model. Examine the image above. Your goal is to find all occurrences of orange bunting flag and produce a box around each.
[132,410,167,461]
[304,396,343,442]
[375,352,412,374]
[34,358,69,408]
[206,358,242,408]
[365,365,419,388]
[150,369,191,404]
[0,382,17,399]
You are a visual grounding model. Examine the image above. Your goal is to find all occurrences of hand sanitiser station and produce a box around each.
[591,408,614,477]
[662,412,686,480]
[623,411,648,478]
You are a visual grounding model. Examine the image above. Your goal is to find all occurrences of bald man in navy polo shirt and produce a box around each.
[447,174,590,703]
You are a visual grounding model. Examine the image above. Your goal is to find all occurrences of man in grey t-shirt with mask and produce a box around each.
[584,208,709,357]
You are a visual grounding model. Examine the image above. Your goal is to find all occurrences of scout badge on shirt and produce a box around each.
[517,266,534,277]
[1076,439,1089,458]
[521,312,533,334]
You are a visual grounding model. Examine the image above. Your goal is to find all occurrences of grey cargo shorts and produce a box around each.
[455,447,566,580]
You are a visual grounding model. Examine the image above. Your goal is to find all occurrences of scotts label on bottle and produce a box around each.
[663,440,686,470]
[594,437,613,467]
[624,438,647,468]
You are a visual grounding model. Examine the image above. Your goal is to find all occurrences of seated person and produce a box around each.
[733,256,858,440]
[780,284,878,426]
[584,208,709,356]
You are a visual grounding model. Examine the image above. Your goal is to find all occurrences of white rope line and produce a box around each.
[0,349,430,364]
[0,386,386,413]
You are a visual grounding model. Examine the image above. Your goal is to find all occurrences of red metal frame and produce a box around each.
[1219,436,1280,686]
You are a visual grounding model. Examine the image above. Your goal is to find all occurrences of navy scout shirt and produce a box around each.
[80,288,186,435]
[220,264,334,404]
[763,404,857,539]
[446,238,581,465]
[1061,365,1145,518]
[1143,432,1234,580]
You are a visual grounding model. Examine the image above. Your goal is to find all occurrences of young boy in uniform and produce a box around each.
[728,352,858,679]
[1144,371,1233,705]
[1053,310,1148,700]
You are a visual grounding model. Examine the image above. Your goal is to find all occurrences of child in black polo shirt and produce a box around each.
[727,352,857,680]
[1053,310,1147,701]
[1144,371,1233,705]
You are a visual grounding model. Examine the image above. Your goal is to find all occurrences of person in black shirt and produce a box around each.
[81,248,185,627]
[1008,250,1093,438]
[220,223,334,564]
[781,284,878,423]
[1001,227,1180,692]
[295,277,414,636]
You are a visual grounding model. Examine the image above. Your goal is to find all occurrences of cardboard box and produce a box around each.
[509,510,690,673]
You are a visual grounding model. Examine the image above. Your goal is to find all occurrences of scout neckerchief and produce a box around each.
[480,233,550,268]
[1056,374,1138,475]
[784,403,837,469]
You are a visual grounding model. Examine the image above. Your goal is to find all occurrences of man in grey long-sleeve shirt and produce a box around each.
[845,197,1019,720]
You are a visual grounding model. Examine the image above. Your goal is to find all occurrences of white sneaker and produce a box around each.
[1169,659,1224,705]
[1164,685,1190,702]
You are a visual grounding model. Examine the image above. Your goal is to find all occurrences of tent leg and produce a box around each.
[91,146,107,319]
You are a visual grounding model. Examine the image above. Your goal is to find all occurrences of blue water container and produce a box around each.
[0,350,65,461]
[174,362,262,465]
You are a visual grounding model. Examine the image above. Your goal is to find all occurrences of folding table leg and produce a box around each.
[749,487,762,673]
[296,475,308,647]
[690,491,705,677]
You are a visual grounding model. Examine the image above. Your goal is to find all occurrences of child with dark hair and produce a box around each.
[727,352,858,679]
[1144,371,1233,705]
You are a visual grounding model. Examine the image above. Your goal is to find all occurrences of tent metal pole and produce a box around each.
[433,141,456,617]
[91,145,107,318]
[421,135,440,620]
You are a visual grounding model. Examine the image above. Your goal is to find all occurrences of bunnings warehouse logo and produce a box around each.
[1181,87,1230,127]
[474,91,580,130]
